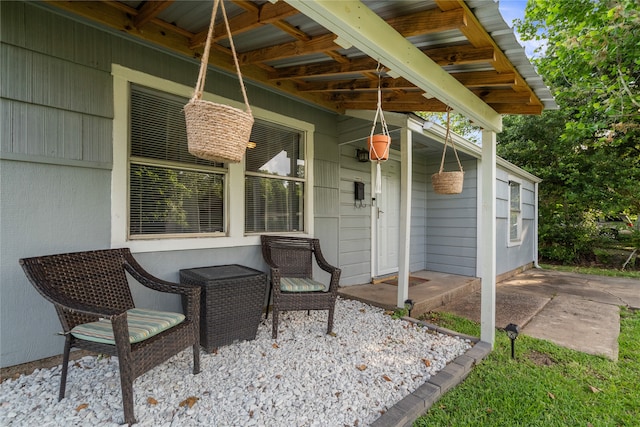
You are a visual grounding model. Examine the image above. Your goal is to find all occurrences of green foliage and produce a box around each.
[391,307,408,319]
[415,111,481,143]
[414,309,640,426]
[498,1,640,262]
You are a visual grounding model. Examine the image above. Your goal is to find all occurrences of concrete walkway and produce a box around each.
[434,268,640,360]
[370,268,639,427]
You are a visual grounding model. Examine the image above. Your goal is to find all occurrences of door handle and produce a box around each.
[377,208,384,219]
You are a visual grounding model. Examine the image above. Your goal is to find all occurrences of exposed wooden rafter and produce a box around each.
[43,0,545,115]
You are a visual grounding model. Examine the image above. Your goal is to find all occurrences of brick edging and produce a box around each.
[371,321,492,427]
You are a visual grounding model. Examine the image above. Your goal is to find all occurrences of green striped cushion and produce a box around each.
[280,277,326,292]
[70,308,185,345]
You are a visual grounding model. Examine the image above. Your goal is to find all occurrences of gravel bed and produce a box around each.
[0,298,472,426]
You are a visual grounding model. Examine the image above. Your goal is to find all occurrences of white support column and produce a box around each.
[480,129,497,346]
[534,182,540,268]
[397,125,412,308]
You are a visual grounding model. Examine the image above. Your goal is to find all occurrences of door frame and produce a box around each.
[370,151,402,278]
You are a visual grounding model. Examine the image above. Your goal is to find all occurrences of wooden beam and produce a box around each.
[45,0,340,112]
[271,45,495,80]
[240,7,468,67]
[473,89,532,104]
[134,0,174,29]
[332,91,429,104]
[270,56,380,80]
[425,45,495,66]
[190,1,299,48]
[385,8,466,37]
[298,77,420,92]
[450,71,516,87]
[435,0,544,109]
[240,33,338,64]
[339,98,448,112]
[489,104,543,114]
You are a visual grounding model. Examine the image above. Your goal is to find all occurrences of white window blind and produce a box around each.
[245,120,305,233]
[129,84,226,237]
[509,181,521,242]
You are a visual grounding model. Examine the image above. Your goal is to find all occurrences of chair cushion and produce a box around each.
[70,308,185,345]
[280,277,326,292]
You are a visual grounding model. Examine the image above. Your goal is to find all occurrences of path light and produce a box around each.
[505,323,520,359]
[404,299,414,317]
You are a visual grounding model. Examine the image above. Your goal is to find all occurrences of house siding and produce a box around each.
[425,157,478,277]
[0,1,340,367]
[496,169,537,274]
[0,1,540,368]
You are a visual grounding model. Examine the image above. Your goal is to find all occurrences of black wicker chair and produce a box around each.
[261,235,341,339]
[19,248,201,425]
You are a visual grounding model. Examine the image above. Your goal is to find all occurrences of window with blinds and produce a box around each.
[509,180,522,243]
[245,119,305,233]
[129,84,226,238]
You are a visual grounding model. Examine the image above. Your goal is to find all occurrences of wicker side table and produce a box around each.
[179,264,267,352]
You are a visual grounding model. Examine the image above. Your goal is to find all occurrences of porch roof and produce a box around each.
[44,0,556,132]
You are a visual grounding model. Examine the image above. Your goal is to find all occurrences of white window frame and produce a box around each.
[111,64,314,253]
[507,176,522,247]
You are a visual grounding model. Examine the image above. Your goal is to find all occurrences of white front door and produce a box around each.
[374,159,401,277]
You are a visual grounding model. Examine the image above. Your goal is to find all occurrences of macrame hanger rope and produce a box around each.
[369,62,389,141]
[192,0,251,114]
[438,107,464,174]
[370,62,389,194]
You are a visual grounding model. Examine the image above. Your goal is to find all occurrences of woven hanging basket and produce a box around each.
[184,101,253,163]
[184,0,253,163]
[431,108,464,194]
[432,171,464,194]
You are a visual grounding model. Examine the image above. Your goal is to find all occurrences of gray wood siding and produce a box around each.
[338,142,372,285]
[425,156,478,277]
[496,170,537,274]
[0,1,341,367]
[410,154,428,273]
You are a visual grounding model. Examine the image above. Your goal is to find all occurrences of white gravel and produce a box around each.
[0,298,472,426]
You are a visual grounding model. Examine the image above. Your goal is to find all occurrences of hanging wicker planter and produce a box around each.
[432,108,464,194]
[184,0,253,163]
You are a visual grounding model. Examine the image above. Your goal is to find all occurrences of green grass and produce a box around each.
[540,263,640,279]
[414,308,640,426]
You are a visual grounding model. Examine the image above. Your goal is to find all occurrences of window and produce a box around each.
[129,85,226,238]
[508,180,522,244]
[245,120,305,233]
[111,65,314,252]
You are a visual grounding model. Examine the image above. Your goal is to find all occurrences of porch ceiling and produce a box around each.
[44,0,556,129]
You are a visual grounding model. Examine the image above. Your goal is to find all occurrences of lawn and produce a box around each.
[414,307,640,426]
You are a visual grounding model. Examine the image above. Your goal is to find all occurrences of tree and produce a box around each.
[497,0,640,263]
[515,0,639,212]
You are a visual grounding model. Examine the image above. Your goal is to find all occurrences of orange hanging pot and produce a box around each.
[367,134,390,161]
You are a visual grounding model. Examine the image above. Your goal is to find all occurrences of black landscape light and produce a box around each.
[404,299,414,317]
[505,323,520,359]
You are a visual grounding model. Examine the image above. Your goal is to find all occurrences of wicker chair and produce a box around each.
[261,235,341,339]
[19,248,201,425]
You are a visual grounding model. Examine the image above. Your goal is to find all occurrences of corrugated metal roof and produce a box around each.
[44,0,557,115]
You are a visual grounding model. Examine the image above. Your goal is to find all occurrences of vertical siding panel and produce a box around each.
[410,154,428,272]
[82,115,113,163]
[1,45,33,102]
[0,100,11,152]
[426,156,478,276]
[44,108,76,159]
[339,140,373,285]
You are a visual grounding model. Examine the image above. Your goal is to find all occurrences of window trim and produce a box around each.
[111,64,314,253]
[507,176,522,247]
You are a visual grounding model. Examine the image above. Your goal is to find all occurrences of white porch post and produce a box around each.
[480,129,497,345]
[397,125,412,308]
[534,182,540,268]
